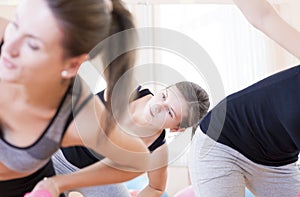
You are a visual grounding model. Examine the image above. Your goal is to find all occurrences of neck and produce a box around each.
[126,96,163,138]
[129,95,151,126]
[140,129,163,147]
[18,79,71,110]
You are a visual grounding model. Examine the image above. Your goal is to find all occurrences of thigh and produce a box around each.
[247,162,300,197]
[189,130,245,197]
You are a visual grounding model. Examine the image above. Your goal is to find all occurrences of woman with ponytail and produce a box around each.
[0,0,148,196]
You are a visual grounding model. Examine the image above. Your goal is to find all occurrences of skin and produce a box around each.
[233,0,300,59]
[126,86,188,138]
[100,85,189,197]
[0,0,149,196]
[0,3,197,196]
[0,18,7,41]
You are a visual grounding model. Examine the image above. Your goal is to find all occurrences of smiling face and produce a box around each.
[0,0,66,85]
[143,86,188,131]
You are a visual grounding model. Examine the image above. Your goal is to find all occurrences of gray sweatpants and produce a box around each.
[52,150,131,197]
[189,128,300,197]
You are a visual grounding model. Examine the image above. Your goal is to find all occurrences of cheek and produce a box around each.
[154,113,171,125]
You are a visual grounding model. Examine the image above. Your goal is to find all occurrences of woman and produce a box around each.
[53,81,210,197]
[189,0,300,196]
[0,0,149,196]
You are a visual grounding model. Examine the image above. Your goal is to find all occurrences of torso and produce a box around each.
[0,79,85,180]
[0,84,55,179]
[201,65,300,166]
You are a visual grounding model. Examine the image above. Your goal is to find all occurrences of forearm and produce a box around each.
[52,161,142,193]
[137,167,167,197]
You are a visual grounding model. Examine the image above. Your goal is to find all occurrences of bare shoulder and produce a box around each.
[109,124,149,153]
[61,93,106,147]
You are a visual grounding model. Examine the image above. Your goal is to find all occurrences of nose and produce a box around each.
[4,34,21,57]
[152,103,168,114]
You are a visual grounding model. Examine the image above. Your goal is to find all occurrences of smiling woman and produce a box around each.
[0,0,151,196]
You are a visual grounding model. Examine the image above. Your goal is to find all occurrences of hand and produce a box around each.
[24,189,53,197]
[25,177,60,197]
[129,190,139,197]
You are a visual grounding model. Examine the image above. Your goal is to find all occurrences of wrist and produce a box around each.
[46,176,61,194]
[147,185,164,195]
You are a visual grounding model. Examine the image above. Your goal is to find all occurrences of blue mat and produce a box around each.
[246,188,254,197]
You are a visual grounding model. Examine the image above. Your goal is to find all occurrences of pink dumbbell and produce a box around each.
[24,189,53,197]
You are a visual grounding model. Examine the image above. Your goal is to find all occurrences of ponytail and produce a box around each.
[100,0,137,133]
[46,0,137,134]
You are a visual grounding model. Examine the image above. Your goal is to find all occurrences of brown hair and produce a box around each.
[45,0,137,132]
[173,81,210,129]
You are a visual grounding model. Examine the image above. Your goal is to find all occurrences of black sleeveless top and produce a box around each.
[62,87,166,168]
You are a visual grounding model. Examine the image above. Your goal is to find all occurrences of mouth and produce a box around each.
[1,56,17,70]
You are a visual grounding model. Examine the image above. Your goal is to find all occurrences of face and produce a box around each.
[0,0,66,85]
[143,86,188,131]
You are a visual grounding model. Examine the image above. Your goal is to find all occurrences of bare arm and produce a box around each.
[62,94,150,171]
[136,143,169,197]
[136,166,167,197]
[29,95,150,197]
[233,0,300,59]
[30,161,143,197]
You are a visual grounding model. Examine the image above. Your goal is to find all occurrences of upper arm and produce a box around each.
[62,95,150,172]
[260,10,300,59]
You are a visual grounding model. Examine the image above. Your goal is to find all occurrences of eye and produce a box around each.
[26,39,40,51]
[168,110,173,118]
[162,92,166,100]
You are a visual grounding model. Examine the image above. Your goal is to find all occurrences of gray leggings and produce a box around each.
[52,150,131,197]
[189,129,300,197]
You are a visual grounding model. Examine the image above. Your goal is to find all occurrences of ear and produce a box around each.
[62,54,88,78]
[170,127,186,132]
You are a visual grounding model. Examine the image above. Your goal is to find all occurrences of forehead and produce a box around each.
[16,0,63,47]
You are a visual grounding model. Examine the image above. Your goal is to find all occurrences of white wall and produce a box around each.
[1,0,300,196]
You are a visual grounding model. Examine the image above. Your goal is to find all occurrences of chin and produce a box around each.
[0,75,17,83]
[0,70,17,83]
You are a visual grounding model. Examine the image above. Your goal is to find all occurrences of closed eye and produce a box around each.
[168,110,174,118]
[162,92,166,100]
[26,38,40,50]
